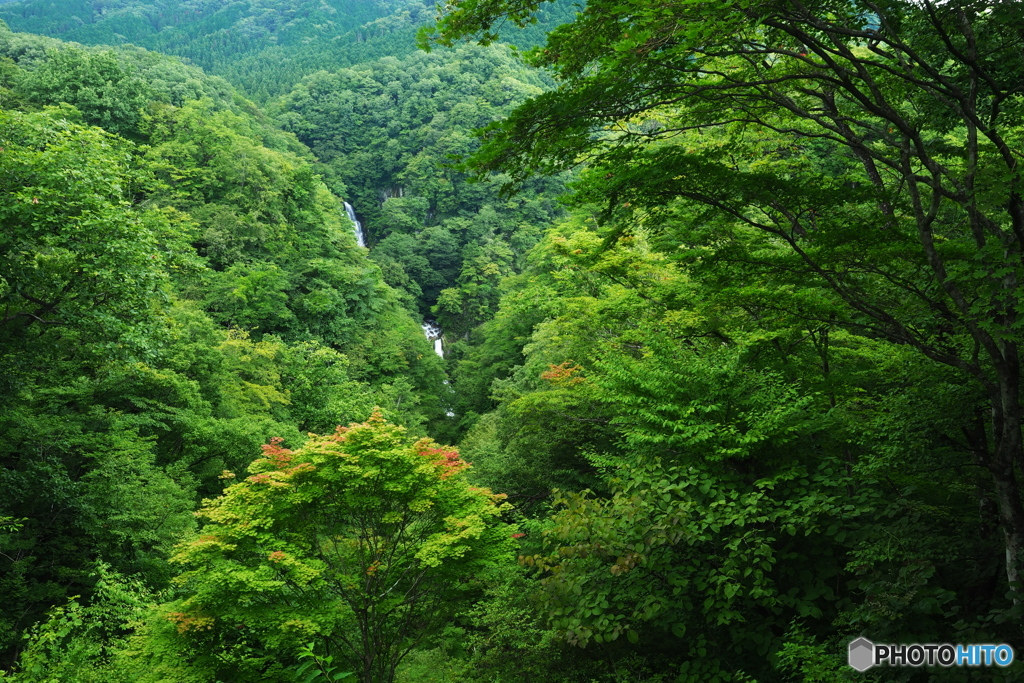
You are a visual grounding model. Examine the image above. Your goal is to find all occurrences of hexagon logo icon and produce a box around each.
[848,637,875,671]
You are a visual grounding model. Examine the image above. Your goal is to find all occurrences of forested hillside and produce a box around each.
[274,45,568,320]
[3,0,1024,681]
[0,23,449,675]
[0,0,572,98]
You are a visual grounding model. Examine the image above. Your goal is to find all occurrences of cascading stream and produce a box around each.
[421,321,443,358]
[422,320,453,415]
[345,199,445,364]
[344,201,366,248]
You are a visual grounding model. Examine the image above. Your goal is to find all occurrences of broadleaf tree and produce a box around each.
[422,0,1024,600]
[157,410,515,683]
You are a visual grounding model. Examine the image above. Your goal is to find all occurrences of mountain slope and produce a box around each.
[0,0,572,98]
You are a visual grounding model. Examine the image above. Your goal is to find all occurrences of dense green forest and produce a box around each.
[2,0,1024,681]
[0,0,573,99]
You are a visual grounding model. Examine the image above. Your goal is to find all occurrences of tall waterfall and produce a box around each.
[421,321,443,358]
[344,201,366,248]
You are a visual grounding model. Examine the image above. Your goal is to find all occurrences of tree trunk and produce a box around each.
[990,360,1024,601]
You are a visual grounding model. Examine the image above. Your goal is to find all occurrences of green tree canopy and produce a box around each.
[0,107,187,366]
[424,0,1024,602]
[153,411,514,683]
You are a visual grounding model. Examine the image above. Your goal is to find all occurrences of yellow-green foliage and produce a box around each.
[139,411,514,683]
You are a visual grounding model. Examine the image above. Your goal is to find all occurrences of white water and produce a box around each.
[344,201,366,248]
[422,321,454,415]
[421,321,443,358]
